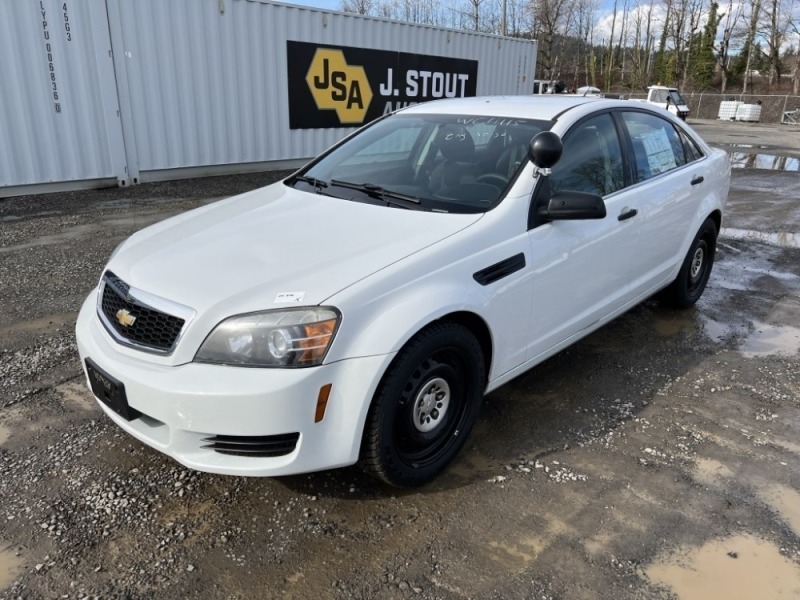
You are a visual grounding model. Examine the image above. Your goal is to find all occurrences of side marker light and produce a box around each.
[315,384,332,423]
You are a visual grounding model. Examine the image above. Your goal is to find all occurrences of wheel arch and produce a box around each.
[363,309,494,398]
[708,209,722,235]
[436,311,493,384]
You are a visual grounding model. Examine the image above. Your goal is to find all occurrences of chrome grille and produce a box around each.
[99,271,185,353]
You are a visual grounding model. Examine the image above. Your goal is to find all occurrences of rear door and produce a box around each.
[617,110,706,299]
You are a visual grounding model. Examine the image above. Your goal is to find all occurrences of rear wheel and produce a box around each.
[660,218,717,308]
[359,323,485,487]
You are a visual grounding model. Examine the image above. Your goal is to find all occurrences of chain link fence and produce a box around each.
[625,92,800,124]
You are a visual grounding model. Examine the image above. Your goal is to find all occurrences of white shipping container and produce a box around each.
[1,0,537,196]
[0,0,128,194]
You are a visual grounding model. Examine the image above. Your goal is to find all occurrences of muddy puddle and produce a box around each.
[0,313,77,343]
[651,313,732,343]
[0,224,96,254]
[693,457,734,486]
[652,314,696,337]
[740,322,800,357]
[693,461,800,537]
[486,517,569,572]
[56,380,97,412]
[759,484,800,538]
[0,545,23,590]
[726,143,770,149]
[647,534,800,599]
[0,215,166,254]
[729,152,800,172]
[448,450,495,479]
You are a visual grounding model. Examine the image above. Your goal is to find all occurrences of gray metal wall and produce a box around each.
[1,0,537,196]
[0,0,128,193]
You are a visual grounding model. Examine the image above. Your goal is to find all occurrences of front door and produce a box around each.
[526,112,641,361]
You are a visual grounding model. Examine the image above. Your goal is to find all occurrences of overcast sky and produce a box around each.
[281,0,799,52]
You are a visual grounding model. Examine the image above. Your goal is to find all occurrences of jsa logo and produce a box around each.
[306,49,373,124]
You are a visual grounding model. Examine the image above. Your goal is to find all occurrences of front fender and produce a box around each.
[328,278,494,369]
[323,193,534,385]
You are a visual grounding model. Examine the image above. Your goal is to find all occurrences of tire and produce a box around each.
[359,323,486,487]
[660,217,717,309]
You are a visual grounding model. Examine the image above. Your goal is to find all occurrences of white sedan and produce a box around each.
[75,96,730,487]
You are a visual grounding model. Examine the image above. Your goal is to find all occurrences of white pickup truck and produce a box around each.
[633,86,690,120]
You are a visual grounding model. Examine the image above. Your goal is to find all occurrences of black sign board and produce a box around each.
[287,41,478,129]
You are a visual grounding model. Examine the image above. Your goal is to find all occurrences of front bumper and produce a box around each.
[75,293,392,476]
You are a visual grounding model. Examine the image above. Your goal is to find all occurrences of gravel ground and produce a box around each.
[1,138,799,599]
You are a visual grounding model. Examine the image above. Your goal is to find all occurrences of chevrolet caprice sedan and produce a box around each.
[76,96,730,487]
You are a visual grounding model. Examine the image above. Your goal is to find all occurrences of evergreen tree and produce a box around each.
[692,1,718,89]
[653,5,672,84]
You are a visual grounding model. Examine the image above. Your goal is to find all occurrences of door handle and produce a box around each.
[691,175,705,186]
[618,208,638,221]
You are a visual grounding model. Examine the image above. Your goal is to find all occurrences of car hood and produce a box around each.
[107,182,482,317]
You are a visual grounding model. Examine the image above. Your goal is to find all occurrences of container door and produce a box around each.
[0,0,128,193]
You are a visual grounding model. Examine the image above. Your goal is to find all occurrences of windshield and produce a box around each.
[289,114,549,214]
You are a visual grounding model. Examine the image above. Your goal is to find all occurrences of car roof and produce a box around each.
[400,95,622,122]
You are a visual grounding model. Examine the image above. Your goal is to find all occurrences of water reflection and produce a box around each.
[729,152,800,171]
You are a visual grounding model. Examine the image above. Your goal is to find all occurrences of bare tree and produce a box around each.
[759,0,794,87]
[466,0,485,29]
[573,0,599,87]
[530,0,576,80]
[615,0,632,84]
[791,2,800,94]
[605,0,620,89]
[341,0,376,15]
[715,0,744,93]
[741,0,763,92]
[667,0,703,87]
[627,0,658,88]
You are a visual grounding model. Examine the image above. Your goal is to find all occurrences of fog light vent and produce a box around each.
[201,432,300,457]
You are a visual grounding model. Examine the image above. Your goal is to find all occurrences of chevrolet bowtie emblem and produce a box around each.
[116,308,137,327]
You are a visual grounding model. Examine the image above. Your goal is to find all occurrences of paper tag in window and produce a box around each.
[274,291,305,304]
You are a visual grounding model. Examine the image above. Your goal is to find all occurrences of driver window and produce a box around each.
[549,114,625,196]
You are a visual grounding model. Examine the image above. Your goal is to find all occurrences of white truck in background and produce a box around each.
[633,86,690,120]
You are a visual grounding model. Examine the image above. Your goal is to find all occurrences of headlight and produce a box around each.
[194,307,340,368]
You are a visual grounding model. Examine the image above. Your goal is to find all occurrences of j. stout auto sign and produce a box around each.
[287,41,478,129]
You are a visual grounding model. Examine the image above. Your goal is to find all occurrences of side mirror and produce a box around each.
[538,191,607,221]
[529,131,563,169]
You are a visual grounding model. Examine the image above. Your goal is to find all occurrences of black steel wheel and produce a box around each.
[359,323,485,487]
[660,217,717,308]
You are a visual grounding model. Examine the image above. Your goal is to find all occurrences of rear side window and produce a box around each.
[621,112,687,182]
[678,128,704,162]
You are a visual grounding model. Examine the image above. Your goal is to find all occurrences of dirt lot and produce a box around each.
[1,121,799,599]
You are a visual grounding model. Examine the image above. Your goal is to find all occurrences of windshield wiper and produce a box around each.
[329,180,421,208]
[292,175,328,190]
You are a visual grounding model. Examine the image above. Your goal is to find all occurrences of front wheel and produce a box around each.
[359,323,486,487]
[660,218,717,308]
